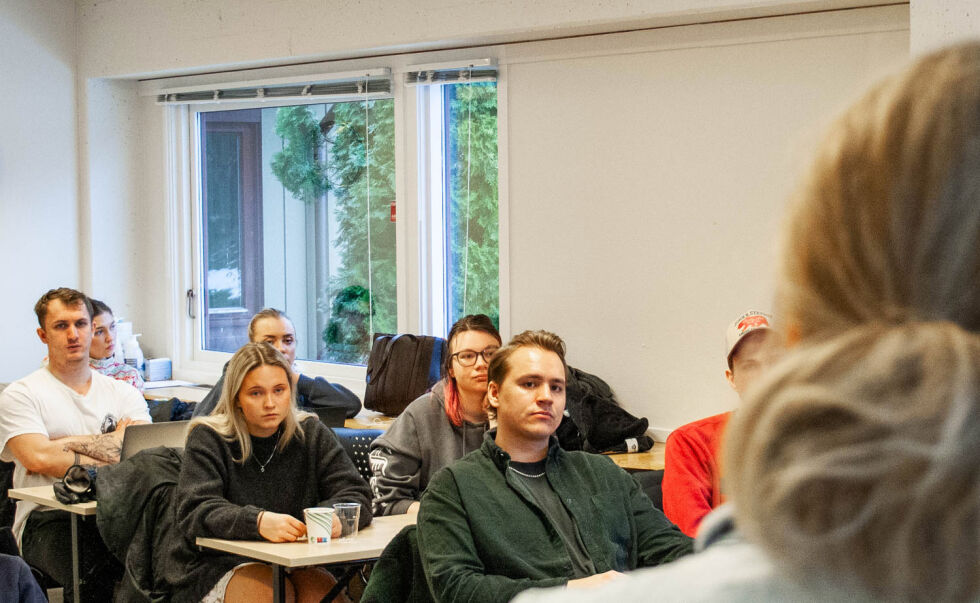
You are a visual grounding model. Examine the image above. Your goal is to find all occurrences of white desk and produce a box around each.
[197,514,416,602]
[9,485,96,603]
[143,384,210,403]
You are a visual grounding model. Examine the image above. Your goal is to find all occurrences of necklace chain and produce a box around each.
[508,466,546,479]
[253,430,280,473]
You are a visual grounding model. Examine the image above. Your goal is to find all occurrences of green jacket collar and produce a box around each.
[480,428,563,472]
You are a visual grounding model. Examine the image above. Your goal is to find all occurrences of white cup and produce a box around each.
[304,507,334,544]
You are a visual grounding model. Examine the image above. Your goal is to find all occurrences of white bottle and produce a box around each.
[114,320,133,365]
[123,333,144,375]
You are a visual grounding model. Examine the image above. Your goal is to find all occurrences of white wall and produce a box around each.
[910,0,980,54]
[80,78,142,318]
[0,0,77,382]
[502,9,908,433]
[75,0,890,79]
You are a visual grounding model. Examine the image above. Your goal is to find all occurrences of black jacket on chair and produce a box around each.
[96,446,183,603]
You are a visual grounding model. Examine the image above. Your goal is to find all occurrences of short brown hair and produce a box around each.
[485,330,567,420]
[488,330,567,386]
[35,288,93,328]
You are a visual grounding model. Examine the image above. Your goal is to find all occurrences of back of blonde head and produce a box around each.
[726,41,980,602]
[726,323,980,601]
[778,42,980,342]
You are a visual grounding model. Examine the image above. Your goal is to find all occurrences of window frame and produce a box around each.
[159,53,509,387]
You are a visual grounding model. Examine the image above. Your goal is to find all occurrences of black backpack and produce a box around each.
[364,334,447,416]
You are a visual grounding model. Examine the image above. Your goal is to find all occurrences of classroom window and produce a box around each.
[445,82,499,327]
[418,80,500,336]
[197,99,396,365]
[183,63,500,369]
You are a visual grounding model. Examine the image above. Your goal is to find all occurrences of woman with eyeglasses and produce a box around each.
[88,299,144,392]
[370,314,501,515]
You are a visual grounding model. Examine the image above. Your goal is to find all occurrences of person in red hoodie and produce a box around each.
[662,310,780,537]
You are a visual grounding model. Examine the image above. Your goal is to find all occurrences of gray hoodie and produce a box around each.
[369,378,487,515]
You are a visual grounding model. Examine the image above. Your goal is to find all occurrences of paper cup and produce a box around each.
[304,507,334,544]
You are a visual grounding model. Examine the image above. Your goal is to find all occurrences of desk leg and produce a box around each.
[272,565,286,603]
[70,513,80,603]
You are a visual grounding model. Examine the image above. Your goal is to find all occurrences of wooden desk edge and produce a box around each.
[344,410,395,430]
[196,515,415,568]
[604,441,665,471]
[8,485,98,515]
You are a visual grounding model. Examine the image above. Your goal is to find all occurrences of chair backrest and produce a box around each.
[362,524,434,603]
[0,526,18,556]
[0,461,14,529]
[332,428,385,484]
[633,469,665,511]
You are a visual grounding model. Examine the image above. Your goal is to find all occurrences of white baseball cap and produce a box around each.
[726,310,773,365]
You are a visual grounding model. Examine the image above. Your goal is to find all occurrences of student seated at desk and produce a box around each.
[417,330,691,603]
[88,298,144,392]
[173,342,373,603]
[663,310,780,537]
[193,308,361,419]
[0,288,151,603]
[369,314,500,515]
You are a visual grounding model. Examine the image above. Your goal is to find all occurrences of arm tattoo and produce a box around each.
[62,433,123,464]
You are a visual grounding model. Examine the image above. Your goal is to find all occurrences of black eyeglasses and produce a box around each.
[451,347,499,367]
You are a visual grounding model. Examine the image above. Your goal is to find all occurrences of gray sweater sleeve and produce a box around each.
[370,406,426,516]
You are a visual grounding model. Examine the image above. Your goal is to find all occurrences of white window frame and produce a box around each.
[152,53,508,389]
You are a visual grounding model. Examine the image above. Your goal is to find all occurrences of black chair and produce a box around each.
[361,524,434,603]
[633,469,665,511]
[331,428,384,485]
[1,460,16,528]
[322,428,385,603]
[0,526,17,556]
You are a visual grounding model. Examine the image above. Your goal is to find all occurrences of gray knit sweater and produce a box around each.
[369,379,487,515]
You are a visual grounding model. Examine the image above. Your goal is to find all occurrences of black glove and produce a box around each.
[53,465,98,504]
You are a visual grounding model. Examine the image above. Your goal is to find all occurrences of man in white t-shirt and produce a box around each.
[0,287,151,602]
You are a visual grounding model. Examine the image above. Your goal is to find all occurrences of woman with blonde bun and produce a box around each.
[514,41,980,603]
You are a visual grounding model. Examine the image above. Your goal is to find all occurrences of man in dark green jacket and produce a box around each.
[417,330,692,603]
